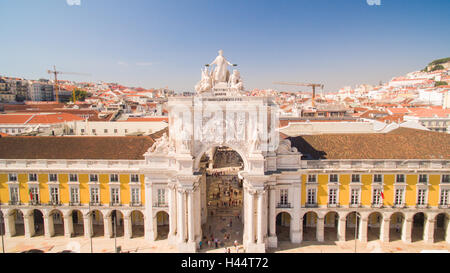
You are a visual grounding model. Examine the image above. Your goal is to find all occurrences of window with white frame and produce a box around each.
[280,189,288,205]
[50,186,59,204]
[417,189,427,205]
[29,186,40,203]
[90,187,99,204]
[157,189,166,205]
[90,174,98,182]
[394,188,404,205]
[351,174,360,183]
[442,175,450,183]
[329,174,338,183]
[308,174,316,183]
[373,174,383,183]
[9,185,19,203]
[110,187,120,204]
[69,174,78,182]
[29,173,37,182]
[350,188,360,205]
[307,188,316,205]
[439,189,449,206]
[328,188,337,205]
[8,173,17,182]
[70,187,79,204]
[396,174,405,183]
[49,173,58,182]
[131,187,140,204]
[110,174,119,183]
[372,188,381,205]
[131,174,140,183]
[419,174,428,184]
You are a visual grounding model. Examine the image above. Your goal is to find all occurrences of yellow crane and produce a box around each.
[47,66,91,102]
[273,81,324,106]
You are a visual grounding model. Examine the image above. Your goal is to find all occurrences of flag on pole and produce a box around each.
[380,191,384,200]
[29,189,33,201]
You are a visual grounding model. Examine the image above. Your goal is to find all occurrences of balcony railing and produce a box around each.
[304,203,318,208]
[393,203,406,208]
[29,200,41,206]
[48,200,61,206]
[438,204,449,209]
[130,201,142,207]
[276,203,291,208]
[371,203,383,208]
[8,200,21,206]
[327,203,340,208]
[153,202,168,208]
[69,201,81,206]
[416,203,429,209]
[89,201,101,206]
[110,202,122,207]
[349,203,361,208]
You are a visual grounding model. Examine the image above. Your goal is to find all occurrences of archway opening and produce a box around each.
[111,210,124,238]
[201,146,244,250]
[324,211,339,241]
[389,212,404,242]
[91,210,104,237]
[303,211,318,241]
[131,210,144,238]
[367,212,382,241]
[412,212,425,242]
[50,209,64,237]
[0,211,4,236]
[156,211,169,240]
[9,209,24,236]
[434,213,448,243]
[276,212,291,241]
[32,209,44,237]
[345,211,361,241]
[71,210,84,237]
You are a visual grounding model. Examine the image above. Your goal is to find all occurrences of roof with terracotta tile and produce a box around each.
[0,114,33,124]
[0,127,168,160]
[289,127,450,160]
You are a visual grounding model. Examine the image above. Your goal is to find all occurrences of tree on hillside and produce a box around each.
[70,88,87,102]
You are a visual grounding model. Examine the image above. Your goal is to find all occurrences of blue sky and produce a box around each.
[0,0,449,92]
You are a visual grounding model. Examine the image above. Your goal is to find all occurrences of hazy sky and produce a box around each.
[0,0,449,93]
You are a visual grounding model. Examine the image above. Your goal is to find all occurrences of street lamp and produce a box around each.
[0,200,5,253]
[354,213,360,253]
[89,201,93,253]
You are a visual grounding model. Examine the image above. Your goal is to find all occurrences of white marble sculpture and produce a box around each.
[228,69,244,92]
[195,67,213,94]
[149,132,169,153]
[209,49,233,83]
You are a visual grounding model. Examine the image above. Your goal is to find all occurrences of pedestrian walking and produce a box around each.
[227,248,231,253]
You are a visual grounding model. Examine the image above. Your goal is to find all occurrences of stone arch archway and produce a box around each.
[90,209,104,237]
[412,212,426,242]
[48,209,64,237]
[130,210,145,238]
[155,210,169,240]
[324,211,339,241]
[302,211,318,241]
[345,211,361,241]
[367,211,383,241]
[434,213,449,243]
[70,209,84,237]
[193,143,249,173]
[110,210,124,238]
[5,209,24,237]
[389,212,405,242]
[276,211,291,242]
[0,211,4,236]
[31,209,44,237]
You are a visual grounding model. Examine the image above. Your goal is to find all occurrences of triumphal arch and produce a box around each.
[143,50,302,252]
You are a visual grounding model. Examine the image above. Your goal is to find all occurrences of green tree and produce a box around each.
[71,88,87,102]
[435,81,448,87]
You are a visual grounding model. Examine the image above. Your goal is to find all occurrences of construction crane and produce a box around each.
[273,82,324,106]
[47,66,91,102]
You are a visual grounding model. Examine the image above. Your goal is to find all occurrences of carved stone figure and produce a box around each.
[228,69,244,91]
[149,132,169,153]
[209,50,233,84]
[195,67,213,94]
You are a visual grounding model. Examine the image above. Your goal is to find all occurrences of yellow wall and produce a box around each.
[99,174,109,204]
[405,174,417,206]
[361,175,372,206]
[59,174,69,204]
[383,174,395,206]
[339,174,350,206]
[317,174,328,205]
[428,175,440,206]
[120,174,130,204]
[0,174,8,202]
[301,174,306,206]
[79,174,90,204]
[38,173,49,204]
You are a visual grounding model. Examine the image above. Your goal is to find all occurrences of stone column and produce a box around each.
[187,189,195,243]
[445,216,450,244]
[257,190,265,244]
[124,215,132,239]
[177,188,186,243]
[316,217,325,242]
[337,218,346,242]
[144,178,155,241]
[4,213,15,237]
[24,214,34,239]
[168,184,177,240]
[104,215,112,238]
[290,214,302,243]
[269,187,276,238]
[359,217,368,242]
[44,214,54,238]
[64,213,73,238]
[84,213,93,238]
[423,218,435,244]
[380,218,390,242]
[402,219,412,243]
[248,190,255,244]
[195,186,202,242]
